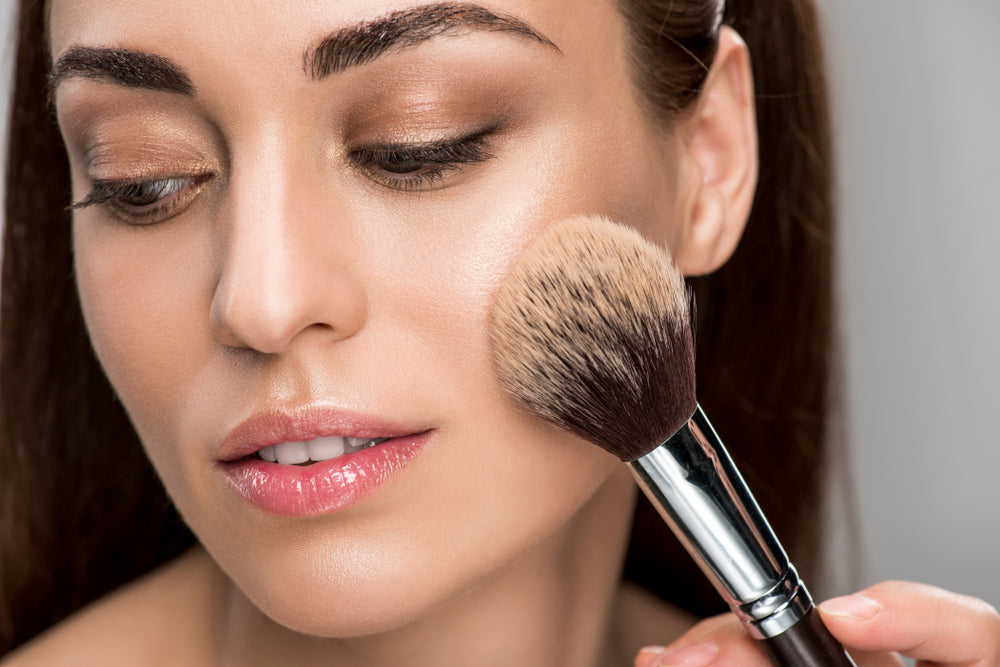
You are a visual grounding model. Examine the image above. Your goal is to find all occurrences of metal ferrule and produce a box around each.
[628,404,813,639]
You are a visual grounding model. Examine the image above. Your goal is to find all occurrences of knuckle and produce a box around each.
[955,593,1000,631]
[983,601,1000,650]
[980,600,1000,625]
[965,598,1000,665]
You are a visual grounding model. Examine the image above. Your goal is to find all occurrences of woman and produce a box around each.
[2,0,997,665]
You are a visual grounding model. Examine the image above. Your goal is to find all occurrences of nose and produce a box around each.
[210,170,368,355]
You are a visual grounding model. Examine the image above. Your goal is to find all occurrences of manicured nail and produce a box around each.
[636,646,668,666]
[819,594,882,620]
[656,642,719,667]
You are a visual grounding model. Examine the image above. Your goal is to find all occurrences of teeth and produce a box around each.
[345,437,373,450]
[306,436,346,461]
[350,437,391,451]
[274,441,309,465]
[257,436,391,465]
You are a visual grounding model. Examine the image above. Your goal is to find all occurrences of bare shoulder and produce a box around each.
[2,547,224,667]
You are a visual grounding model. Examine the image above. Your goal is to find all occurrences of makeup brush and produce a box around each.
[490,216,855,667]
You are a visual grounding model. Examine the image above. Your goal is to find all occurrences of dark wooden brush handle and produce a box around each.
[761,607,857,667]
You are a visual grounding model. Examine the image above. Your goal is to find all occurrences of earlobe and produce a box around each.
[674,27,758,277]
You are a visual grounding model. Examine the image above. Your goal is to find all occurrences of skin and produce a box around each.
[6,0,997,665]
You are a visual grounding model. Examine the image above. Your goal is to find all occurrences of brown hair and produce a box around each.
[0,0,833,652]
[618,0,834,616]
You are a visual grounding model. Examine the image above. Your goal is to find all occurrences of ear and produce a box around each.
[674,27,758,277]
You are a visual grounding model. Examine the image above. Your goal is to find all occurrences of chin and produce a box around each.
[236,558,499,641]
[205,526,485,639]
[248,588,437,639]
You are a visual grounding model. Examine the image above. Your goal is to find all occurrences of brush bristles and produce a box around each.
[490,216,697,462]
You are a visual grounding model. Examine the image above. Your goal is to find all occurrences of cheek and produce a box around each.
[583,126,688,252]
[73,219,211,455]
[383,122,684,347]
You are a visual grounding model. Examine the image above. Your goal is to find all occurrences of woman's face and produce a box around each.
[51,0,690,636]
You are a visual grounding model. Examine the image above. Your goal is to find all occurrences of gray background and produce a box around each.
[2,0,998,610]
[818,0,1000,610]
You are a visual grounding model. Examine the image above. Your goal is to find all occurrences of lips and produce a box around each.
[217,407,431,516]
[218,407,420,461]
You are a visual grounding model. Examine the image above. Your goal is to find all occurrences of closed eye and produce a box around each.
[350,125,497,191]
[71,174,211,225]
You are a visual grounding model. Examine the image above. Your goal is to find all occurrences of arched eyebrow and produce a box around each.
[49,47,195,97]
[305,2,560,80]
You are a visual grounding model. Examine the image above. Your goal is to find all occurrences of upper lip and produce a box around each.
[218,406,426,462]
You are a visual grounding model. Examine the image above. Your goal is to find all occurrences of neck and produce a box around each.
[216,467,640,667]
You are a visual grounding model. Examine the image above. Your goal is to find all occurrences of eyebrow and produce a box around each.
[48,47,195,96]
[305,2,560,79]
[47,2,558,97]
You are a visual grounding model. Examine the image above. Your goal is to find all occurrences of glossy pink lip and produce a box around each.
[217,407,431,516]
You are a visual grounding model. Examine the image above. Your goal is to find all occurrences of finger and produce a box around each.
[636,645,666,667]
[818,581,1000,666]
[848,648,906,667]
[637,643,720,667]
[637,614,772,666]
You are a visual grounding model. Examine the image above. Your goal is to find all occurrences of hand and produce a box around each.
[634,581,1000,667]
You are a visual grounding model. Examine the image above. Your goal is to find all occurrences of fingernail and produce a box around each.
[635,646,667,666]
[819,594,882,620]
[656,642,719,667]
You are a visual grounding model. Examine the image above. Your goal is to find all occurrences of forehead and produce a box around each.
[46,0,634,117]
[47,0,615,62]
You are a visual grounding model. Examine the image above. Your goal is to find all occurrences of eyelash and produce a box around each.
[350,128,497,191]
[71,175,210,226]
[70,128,497,224]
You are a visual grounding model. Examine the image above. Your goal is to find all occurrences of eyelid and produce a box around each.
[349,124,500,191]
[71,173,211,225]
[354,122,500,154]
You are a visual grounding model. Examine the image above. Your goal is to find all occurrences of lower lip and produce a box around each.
[219,434,429,516]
